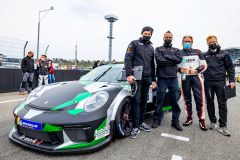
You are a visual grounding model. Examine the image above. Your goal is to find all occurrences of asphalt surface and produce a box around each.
[1,83,240,160]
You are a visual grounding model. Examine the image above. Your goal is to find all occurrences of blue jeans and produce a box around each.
[153,78,181,125]
[48,74,55,83]
[131,76,152,129]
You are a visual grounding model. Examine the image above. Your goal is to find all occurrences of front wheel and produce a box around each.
[115,97,133,138]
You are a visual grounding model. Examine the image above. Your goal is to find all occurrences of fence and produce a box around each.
[0,36,48,60]
[0,69,89,93]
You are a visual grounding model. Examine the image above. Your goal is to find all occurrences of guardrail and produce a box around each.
[0,69,89,93]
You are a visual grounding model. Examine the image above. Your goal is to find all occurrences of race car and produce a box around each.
[9,64,181,154]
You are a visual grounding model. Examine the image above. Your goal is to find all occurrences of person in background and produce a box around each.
[99,60,106,66]
[124,26,156,139]
[111,59,116,64]
[37,55,50,86]
[178,35,208,131]
[48,59,55,83]
[204,35,235,136]
[19,51,34,95]
[93,60,100,69]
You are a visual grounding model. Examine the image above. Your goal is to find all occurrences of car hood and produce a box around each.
[29,81,117,110]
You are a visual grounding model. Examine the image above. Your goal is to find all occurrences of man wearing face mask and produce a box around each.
[19,51,35,95]
[37,55,50,86]
[152,31,183,131]
[124,26,156,139]
[178,35,208,131]
[204,35,235,136]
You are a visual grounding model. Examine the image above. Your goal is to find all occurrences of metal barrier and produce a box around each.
[0,69,89,93]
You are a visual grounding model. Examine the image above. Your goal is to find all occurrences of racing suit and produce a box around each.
[178,48,207,120]
[37,60,50,86]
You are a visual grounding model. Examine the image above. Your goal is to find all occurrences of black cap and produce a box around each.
[141,26,154,35]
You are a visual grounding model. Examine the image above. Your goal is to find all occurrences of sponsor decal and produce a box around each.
[138,43,143,45]
[191,52,197,54]
[17,118,42,131]
[182,57,195,63]
[171,50,175,52]
[118,123,124,136]
[206,55,210,57]
[148,46,152,49]
[182,57,187,62]
[94,125,110,140]
[127,47,131,51]
[18,135,43,145]
[128,44,132,47]
[216,54,223,57]
[44,101,49,104]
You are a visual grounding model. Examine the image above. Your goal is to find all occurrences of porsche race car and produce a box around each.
[9,64,181,154]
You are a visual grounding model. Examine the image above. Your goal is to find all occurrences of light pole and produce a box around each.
[104,14,119,64]
[37,6,54,60]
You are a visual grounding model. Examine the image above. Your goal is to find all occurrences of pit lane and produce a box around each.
[1,83,240,159]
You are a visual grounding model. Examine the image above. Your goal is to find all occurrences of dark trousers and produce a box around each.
[153,78,181,125]
[181,75,205,119]
[131,76,151,129]
[204,80,227,127]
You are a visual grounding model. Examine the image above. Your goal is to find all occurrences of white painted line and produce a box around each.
[161,133,189,141]
[172,155,183,160]
[0,99,25,104]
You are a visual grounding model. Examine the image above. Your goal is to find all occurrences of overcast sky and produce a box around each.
[0,0,240,61]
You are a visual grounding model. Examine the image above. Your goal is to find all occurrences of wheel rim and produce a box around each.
[120,101,133,133]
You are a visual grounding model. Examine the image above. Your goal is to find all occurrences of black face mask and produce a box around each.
[209,43,217,50]
[142,36,151,42]
[164,39,172,46]
[31,55,34,57]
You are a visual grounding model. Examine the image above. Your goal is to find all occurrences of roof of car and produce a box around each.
[100,64,124,67]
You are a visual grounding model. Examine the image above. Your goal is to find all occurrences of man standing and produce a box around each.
[152,31,183,131]
[19,51,35,95]
[204,35,235,136]
[124,26,156,139]
[178,35,208,131]
[37,55,50,86]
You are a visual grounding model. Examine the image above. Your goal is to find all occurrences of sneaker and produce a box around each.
[140,123,151,132]
[130,128,140,139]
[199,119,207,131]
[219,127,231,136]
[171,123,183,131]
[208,122,217,130]
[151,122,161,128]
[183,116,193,126]
[19,92,25,95]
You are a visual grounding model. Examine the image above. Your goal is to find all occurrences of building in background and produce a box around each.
[0,54,2,67]
[222,48,240,67]
[1,54,21,68]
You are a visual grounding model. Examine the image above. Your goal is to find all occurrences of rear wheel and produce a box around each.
[115,97,133,138]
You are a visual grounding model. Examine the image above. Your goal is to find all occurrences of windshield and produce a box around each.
[80,67,123,83]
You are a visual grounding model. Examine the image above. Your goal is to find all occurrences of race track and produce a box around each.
[1,83,240,160]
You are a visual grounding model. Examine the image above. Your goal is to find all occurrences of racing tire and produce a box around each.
[115,97,133,138]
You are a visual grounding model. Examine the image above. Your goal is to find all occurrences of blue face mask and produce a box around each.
[41,58,44,61]
[184,43,191,49]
